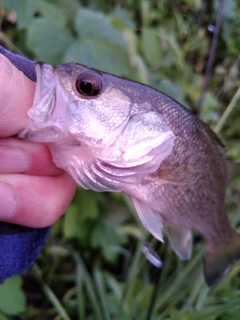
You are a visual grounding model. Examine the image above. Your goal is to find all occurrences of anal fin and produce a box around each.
[165,225,192,260]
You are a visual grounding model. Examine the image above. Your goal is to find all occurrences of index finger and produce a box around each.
[0,54,35,137]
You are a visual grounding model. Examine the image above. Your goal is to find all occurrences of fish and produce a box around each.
[19,62,240,286]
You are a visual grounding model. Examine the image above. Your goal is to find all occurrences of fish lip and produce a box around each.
[18,63,58,141]
[18,124,64,142]
[29,63,57,121]
[19,63,72,141]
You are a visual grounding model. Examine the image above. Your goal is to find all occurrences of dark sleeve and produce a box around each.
[0,45,50,283]
[0,46,36,81]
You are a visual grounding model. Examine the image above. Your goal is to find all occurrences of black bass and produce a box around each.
[19,63,240,286]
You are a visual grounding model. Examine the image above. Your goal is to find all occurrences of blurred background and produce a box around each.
[0,0,240,319]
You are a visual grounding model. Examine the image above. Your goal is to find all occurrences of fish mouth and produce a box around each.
[18,63,70,142]
[29,63,57,121]
[19,123,64,142]
[18,63,58,141]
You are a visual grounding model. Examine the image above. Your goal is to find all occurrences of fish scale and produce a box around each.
[19,62,240,286]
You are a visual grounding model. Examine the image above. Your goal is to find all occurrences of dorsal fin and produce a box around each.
[200,121,226,155]
[224,160,240,184]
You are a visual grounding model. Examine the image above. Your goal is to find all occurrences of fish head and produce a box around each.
[20,63,175,191]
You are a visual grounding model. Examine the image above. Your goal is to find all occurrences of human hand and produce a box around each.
[0,54,76,228]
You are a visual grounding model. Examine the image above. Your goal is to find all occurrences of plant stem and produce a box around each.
[197,0,225,115]
[145,242,168,320]
[214,85,240,134]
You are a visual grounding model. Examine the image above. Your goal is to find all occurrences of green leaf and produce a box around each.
[200,92,220,123]
[63,204,82,239]
[63,8,130,75]
[35,0,68,26]
[91,220,127,251]
[111,7,135,29]
[0,312,8,320]
[50,0,80,22]
[4,0,67,29]
[63,189,99,240]
[4,0,36,29]
[142,27,161,67]
[75,189,99,220]
[158,28,185,70]
[0,277,26,315]
[64,39,129,75]
[158,79,187,106]
[74,8,126,47]
[27,18,73,64]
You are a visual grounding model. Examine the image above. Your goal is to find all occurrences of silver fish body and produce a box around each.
[19,62,240,286]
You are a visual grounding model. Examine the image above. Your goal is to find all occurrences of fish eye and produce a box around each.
[75,72,102,97]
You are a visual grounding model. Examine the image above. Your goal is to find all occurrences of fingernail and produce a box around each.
[0,183,16,219]
[0,146,29,173]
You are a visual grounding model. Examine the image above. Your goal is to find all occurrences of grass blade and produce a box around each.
[214,85,240,134]
[32,265,71,320]
[94,268,111,320]
[72,250,103,320]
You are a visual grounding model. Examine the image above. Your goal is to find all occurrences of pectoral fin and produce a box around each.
[131,197,164,242]
[165,225,192,260]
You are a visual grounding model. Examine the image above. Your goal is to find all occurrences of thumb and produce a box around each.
[0,54,35,137]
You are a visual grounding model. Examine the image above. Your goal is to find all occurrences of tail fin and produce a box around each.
[203,233,240,286]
